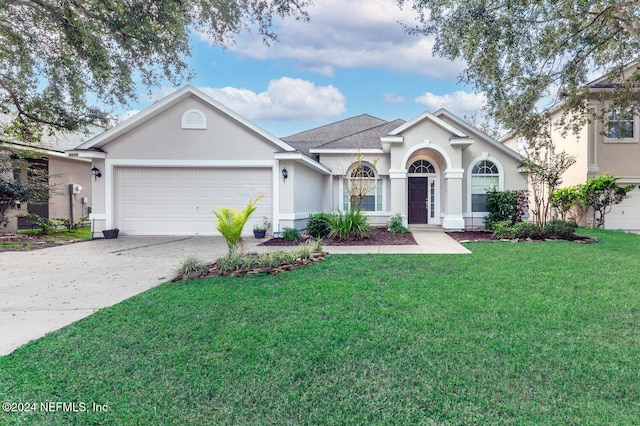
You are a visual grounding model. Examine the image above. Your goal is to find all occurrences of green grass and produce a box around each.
[1,229,639,424]
[0,227,92,250]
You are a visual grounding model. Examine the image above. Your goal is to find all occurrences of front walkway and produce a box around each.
[325,228,470,254]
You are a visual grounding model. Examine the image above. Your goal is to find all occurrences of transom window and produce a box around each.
[408,160,436,174]
[343,163,383,212]
[471,160,499,212]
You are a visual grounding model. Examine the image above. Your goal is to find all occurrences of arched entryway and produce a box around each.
[407,158,440,224]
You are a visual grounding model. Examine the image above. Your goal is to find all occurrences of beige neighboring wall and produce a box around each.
[48,156,92,222]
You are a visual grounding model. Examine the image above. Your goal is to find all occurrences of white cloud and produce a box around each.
[135,78,346,122]
[384,93,405,104]
[200,77,346,121]
[199,0,465,79]
[415,91,487,116]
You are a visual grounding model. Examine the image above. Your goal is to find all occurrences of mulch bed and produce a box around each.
[259,227,417,246]
[446,230,596,243]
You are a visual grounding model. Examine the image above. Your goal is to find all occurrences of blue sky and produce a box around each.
[124,0,486,137]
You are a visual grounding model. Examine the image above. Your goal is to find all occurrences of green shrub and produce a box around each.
[175,254,208,277]
[491,221,515,239]
[307,212,331,238]
[544,219,578,240]
[326,210,371,240]
[282,227,301,241]
[387,214,407,233]
[23,213,56,234]
[512,221,543,239]
[484,189,528,229]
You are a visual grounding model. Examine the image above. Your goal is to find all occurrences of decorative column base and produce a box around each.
[442,215,465,230]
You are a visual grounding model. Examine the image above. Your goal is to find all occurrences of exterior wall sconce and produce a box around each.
[281,167,288,180]
[91,166,102,181]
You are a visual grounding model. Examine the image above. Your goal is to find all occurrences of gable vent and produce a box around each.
[181,109,207,129]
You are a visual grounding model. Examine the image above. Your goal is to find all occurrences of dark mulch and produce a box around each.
[260,227,417,246]
[446,229,596,243]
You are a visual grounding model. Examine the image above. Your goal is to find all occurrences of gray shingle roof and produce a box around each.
[282,114,404,154]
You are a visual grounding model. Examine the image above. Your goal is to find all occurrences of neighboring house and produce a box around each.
[67,85,527,236]
[502,64,640,230]
[1,131,94,233]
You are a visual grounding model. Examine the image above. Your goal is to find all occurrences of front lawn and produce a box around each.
[1,229,639,424]
[0,227,92,251]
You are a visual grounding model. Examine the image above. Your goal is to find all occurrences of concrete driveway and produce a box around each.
[0,236,244,356]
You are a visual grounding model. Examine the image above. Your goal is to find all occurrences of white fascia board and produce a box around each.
[308,148,384,154]
[388,111,467,138]
[380,135,404,143]
[274,152,332,175]
[76,85,296,153]
[65,150,106,159]
[107,159,276,167]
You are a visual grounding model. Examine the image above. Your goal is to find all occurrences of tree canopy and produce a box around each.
[401,0,640,139]
[0,0,311,142]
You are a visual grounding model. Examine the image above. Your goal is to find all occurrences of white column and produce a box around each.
[442,168,465,229]
[389,169,408,225]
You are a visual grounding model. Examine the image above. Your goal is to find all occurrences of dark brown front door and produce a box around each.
[408,177,428,224]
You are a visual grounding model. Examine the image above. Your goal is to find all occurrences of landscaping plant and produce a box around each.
[213,194,262,254]
[306,212,331,238]
[483,189,528,229]
[387,213,407,233]
[281,227,301,241]
[326,209,370,240]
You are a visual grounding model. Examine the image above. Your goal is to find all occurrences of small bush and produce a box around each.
[282,227,302,241]
[387,214,407,233]
[512,222,543,239]
[23,213,56,234]
[218,251,250,272]
[307,212,331,238]
[491,221,515,239]
[175,254,208,277]
[544,219,578,240]
[326,210,371,240]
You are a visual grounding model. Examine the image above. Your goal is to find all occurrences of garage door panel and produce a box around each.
[607,186,640,230]
[116,167,272,235]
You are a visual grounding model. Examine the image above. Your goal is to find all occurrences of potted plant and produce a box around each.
[253,217,270,239]
[102,228,119,239]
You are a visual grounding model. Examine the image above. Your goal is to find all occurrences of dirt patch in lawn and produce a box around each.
[0,233,89,252]
[260,227,417,247]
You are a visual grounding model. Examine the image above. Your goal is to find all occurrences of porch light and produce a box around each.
[281,167,288,180]
[91,166,102,181]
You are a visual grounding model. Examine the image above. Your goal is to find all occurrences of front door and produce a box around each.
[408,177,428,224]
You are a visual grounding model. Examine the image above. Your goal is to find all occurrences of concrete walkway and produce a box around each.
[0,230,468,356]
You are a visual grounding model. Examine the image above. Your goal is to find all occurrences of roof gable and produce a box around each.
[434,108,523,162]
[75,85,295,152]
[387,110,468,138]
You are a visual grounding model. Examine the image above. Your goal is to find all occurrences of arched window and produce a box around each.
[471,160,499,212]
[181,109,207,129]
[343,163,382,212]
[408,160,436,174]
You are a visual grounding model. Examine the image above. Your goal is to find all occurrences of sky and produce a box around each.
[124,0,486,138]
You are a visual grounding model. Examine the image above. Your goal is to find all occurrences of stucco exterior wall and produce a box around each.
[104,97,280,161]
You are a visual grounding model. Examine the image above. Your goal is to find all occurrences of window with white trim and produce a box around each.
[605,107,638,142]
[343,163,382,211]
[471,160,499,212]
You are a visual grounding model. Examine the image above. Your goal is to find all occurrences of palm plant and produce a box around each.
[213,194,262,254]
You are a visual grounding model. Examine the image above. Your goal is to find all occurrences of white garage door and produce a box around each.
[606,185,640,230]
[115,167,272,235]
